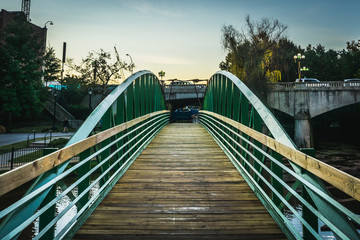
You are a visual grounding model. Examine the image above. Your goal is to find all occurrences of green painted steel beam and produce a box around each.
[202,70,360,239]
[0,70,166,240]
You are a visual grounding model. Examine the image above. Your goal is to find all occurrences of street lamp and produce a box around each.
[126,54,134,74]
[52,89,58,130]
[44,21,53,28]
[88,87,93,111]
[294,53,305,81]
[43,21,53,86]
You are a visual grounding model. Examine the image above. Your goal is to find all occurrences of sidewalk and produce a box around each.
[0,132,74,170]
[0,132,74,147]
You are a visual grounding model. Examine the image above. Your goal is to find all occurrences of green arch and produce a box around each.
[202,70,360,239]
[0,70,167,239]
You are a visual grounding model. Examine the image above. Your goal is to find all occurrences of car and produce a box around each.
[344,78,360,86]
[344,78,360,82]
[295,78,320,83]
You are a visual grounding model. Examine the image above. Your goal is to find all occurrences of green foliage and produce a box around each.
[48,138,69,148]
[67,49,131,97]
[221,15,288,100]
[43,47,61,85]
[0,13,46,123]
[303,42,360,81]
[221,16,360,84]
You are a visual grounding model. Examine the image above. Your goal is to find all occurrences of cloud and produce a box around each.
[124,0,185,18]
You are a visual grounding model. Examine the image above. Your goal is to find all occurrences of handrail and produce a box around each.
[0,70,168,240]
[200,112,360,240]
[0,110,168,196]
[201,70,360,239]
[0,112,169,239]
[201,110,360,202]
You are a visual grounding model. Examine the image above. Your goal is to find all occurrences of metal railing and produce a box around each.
[200,111,360,240]
[0,70,168,240]
[270,81,360,90]
[202,70,360,240]
[0,147,45,170]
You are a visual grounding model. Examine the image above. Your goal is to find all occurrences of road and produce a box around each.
[0,132,74,147]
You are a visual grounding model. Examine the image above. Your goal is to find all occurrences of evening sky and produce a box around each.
[1,0,359,80]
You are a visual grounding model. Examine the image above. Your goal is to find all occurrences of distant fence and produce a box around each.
[0,147,44,170]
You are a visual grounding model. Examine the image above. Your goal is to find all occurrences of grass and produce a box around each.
[0,139,44,150]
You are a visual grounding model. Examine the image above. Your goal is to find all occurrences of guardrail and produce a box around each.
[202,70,360,239]
[0,111,169,239]
[270,81,360,90]
[199,111,360,240]
[0,70,168,240]
[0,147,45,170]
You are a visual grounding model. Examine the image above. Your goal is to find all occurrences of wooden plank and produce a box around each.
[200,110,360,202]
[74,123,285,239]
[0,110,169,196]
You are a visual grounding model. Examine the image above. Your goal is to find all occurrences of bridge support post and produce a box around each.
[39,148,58,240]
[294,111,313,148]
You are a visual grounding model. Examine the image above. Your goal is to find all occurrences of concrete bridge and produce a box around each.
[268,81,360,148]
[163,83,206,101]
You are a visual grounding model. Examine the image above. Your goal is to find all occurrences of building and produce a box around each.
[0,9,46,53]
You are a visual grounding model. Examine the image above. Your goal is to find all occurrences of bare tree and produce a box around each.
[67,49,131,97]
[221,15,288,99]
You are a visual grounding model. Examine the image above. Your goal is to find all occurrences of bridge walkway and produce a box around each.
[73,123,285,239]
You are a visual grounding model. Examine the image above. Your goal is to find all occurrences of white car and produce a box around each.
[295,78,320,83]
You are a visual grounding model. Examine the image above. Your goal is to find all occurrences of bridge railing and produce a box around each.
[0,71,169,239]
[201,70,360,240]
[270,81,360,90]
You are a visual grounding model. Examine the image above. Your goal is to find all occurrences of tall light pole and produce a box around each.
[52,89,58,130]
[88,87,93,111]
[126,54,134,74]
[294,53,305,81]
[43,21,53,48]
[43,21,53,86]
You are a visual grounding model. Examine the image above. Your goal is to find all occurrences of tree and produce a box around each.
[221,15,288,100]
[303,44,341,81]
[0,13,46,123]
[43,46,61,86]
[67,49,131,97]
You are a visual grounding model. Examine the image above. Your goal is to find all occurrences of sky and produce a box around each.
[1,0,359,80]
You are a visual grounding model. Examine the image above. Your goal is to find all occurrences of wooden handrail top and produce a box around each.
[0,110,169,196]
[200,110,360,202]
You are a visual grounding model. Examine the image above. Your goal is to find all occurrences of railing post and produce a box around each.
[271,151,283,207]
[79,149,91,207]
[39,148,58,240]
[10,147,14,170]
[300,148,318,240]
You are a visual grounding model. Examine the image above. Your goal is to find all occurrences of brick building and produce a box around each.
[0,9,46,52]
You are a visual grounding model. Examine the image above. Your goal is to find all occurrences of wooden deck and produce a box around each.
[74,123,286,239]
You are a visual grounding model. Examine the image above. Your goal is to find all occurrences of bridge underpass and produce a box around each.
[0,70,360,240]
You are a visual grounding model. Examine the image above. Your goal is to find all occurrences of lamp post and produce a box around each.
[126,54,134,74]
[43,21,53,86]
[88,87,93,111]
[293,53,305,81]
[52,89,57,130]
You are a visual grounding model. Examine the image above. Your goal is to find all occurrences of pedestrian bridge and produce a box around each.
[0,70,360,239]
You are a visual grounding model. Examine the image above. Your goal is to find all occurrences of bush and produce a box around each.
[67,105,90,120]
[48,138,69,148]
